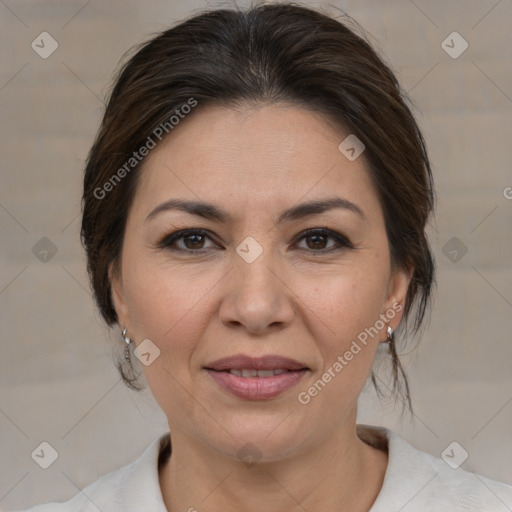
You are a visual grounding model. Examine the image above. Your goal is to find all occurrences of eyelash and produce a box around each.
[156,228,354,255]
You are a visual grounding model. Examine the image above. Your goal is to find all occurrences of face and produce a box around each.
[111,103,411,462]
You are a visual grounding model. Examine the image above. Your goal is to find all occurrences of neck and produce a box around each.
[159,410,388,512]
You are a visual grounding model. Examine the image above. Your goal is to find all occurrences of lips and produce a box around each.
[203,354,310,400]
[204,354,309,372]
[228,369,288,377]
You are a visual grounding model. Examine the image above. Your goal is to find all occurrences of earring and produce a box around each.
[122,327,131,361]
[386,325,394,347]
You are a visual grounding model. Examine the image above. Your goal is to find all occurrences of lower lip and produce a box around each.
[205,369,308,400]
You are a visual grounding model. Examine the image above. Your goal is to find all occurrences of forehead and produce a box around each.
[131,102,381,224]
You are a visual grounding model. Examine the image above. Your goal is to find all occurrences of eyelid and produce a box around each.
[294,227,353,251]
[156,228,216,251]
[156,227,353,253]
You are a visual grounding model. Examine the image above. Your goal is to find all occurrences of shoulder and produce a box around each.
[3,467,120,511]
[358,424,512,512]
[408,440,512,511]
[6,461,130,512]
[7,432,170,512]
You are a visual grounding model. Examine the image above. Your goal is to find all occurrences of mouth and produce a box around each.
[203,354,310,400]
[204,353,309,372]
[218,368,295,377]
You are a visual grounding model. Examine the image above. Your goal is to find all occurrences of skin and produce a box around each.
[111,103,412,512]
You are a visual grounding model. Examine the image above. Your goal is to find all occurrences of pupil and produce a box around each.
[186,234,203,248]
[309,234,326,249]
[183,233,328,250]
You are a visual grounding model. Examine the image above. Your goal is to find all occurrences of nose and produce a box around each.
[219,248,295,335]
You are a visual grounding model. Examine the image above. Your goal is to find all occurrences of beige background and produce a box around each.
[1,0,511,509]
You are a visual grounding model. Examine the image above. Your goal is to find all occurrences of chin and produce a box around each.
[203,419,310,464]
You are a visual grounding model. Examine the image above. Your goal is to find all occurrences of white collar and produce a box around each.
[77,424,511,511]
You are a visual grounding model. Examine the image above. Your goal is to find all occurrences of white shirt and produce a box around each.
[9,424,512,511]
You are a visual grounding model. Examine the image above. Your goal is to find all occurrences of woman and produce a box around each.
[15,2,512,511]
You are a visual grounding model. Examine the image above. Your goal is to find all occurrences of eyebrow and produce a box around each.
[145,196,366,224]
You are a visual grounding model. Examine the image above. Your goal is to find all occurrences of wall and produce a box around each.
[1,0,511,509]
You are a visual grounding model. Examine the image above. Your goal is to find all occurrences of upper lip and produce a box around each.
[204,354,309,371]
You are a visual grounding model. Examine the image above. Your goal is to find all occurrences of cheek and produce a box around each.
[123,247,204,334]
[121,256,210,412]
[313,262,389,344]
[302,263,390,408]
[298,270,389,415]
[121,252,223,379]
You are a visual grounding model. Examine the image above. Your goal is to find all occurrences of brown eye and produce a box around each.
[157,229,217,252]
[295,228,353,253]
[305,233,329,250]
[157,228,353,255]
[182,233,206,249]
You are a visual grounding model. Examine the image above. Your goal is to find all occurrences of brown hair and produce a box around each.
[81,2,436,414]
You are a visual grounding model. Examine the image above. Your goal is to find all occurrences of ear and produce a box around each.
[109,262,132,333]
[382,264,413,333]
